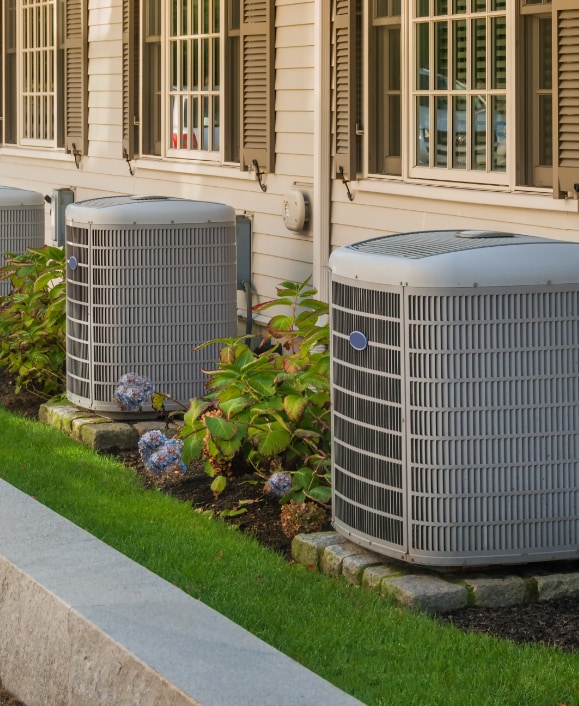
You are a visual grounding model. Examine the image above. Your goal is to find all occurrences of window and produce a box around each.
[0,0,87,154]
[413,1,507,178]
[337,0,579,198]
[124,0,274,173]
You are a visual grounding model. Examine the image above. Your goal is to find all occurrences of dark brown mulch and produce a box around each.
[1,370,579,668]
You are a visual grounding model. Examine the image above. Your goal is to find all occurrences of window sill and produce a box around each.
[134,157,252,181]
[356,177,579,213]
[0,146,72,163]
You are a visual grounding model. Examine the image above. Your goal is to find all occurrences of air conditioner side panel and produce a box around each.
[330,275,408,559]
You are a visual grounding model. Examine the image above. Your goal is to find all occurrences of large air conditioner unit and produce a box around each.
[329,230,579,567]
[0,186,45,296]
[65,195,237,415]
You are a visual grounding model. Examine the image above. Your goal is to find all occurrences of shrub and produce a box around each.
[178,278,332,503]
[0,246,66,397]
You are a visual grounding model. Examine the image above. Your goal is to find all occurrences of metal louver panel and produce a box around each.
[407,288,579,563]
[554,1,579,196]
[65,199,237,415]
[0,188,45,296]
[331,279,406,556]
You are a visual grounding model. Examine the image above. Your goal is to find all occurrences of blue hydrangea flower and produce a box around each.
[265,471,292,498]
[138,429,168,463]
[146,438,186,475]
[138,432,186,475]
[113,373,154,412]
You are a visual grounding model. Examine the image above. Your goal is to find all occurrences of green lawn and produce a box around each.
[1,406,578,706]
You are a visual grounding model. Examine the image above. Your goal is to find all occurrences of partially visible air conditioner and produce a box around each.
[0,187,45,296]
[65,195,237,415]
[329,230,579,567]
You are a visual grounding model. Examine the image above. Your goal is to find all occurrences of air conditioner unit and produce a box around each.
[0,186,45,296]
[65,195,237,415]
[329,230,579,567]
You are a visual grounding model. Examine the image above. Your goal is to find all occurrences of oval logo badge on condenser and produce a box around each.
[349,330,368,351]
[67,256,78,271]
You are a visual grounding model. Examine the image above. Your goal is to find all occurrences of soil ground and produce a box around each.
[0,369,577,706]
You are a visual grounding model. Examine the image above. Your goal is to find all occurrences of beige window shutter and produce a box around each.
[239,0,275,174]
[333,0,356,181]
[122,0,139,160]
[553,0,579,198]
[63,0,87,156]
[0,7,3,147]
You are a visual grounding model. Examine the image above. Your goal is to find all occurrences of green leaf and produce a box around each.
[210,475,227,495]
[255,427,291,456]
[204,460,216,477]
[306,485,332,503]
[205,414,239,441]
[219,396,254,419]
[292,467,316,490]
[283,394,308,424]
[151,392,167,411]
[247,376,276,397]
[184,398,211,426]
[293,428,321,440]
[180,435,203,465]
[282,356,309,374]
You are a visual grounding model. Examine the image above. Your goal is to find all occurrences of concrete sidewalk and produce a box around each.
[0,480,363,706]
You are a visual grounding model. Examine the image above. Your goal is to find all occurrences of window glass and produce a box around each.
[412,2,507,175]
[21,0,56,144]
[168,0,220,154]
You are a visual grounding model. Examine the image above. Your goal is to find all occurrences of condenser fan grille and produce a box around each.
[66,217,237,413]
[331,273,579,565]
[331,280,405,552]
[0,203,45,295]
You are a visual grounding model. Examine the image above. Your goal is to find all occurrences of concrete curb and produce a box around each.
[0,480,363,706]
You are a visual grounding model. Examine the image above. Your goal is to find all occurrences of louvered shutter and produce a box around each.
[0,6,3,147]
[334,0,356,181]
[122,0,139,159]
[239,0,274,173]
[63,0,87,155]
[553,0,579,197]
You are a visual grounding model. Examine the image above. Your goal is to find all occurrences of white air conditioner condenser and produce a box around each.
[329,230,579,567]
[65,195,237,415]
[0,186,45,296]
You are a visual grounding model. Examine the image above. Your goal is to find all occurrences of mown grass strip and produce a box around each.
[1,408,578,706]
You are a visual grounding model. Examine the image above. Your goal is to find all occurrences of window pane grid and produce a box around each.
[414,1,506,174]
[169,0,220,154]
[21,0,55,143]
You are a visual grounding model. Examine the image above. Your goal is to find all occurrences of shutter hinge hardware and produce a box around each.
[252,159,268,192]
[339,166,354,202]
[123,148,134,176]
[70,143,82,170]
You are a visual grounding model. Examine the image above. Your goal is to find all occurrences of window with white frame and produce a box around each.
[338,0,579,198]
[1,0,87,154]
[127,0,273,173]
[22,0,56,143]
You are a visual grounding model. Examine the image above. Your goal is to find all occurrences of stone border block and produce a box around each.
[342,553,384,586]
[361,565,400,592]
[465,575,527,608]
[536,572,579,602]
[292,532,346,569]
[382,575,468,615]
[320,542,366,577]
[78,422,140,451]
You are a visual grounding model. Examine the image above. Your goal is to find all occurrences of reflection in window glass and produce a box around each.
[169,0,220,153]
[413,3,506,173]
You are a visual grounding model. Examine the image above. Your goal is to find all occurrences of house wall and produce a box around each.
[1,0,579,316]
[0,0,316,318]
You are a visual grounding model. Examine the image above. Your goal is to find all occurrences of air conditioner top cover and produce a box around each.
[66,195,235,226]
[329,230,579,288]
[0,186,45,207]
